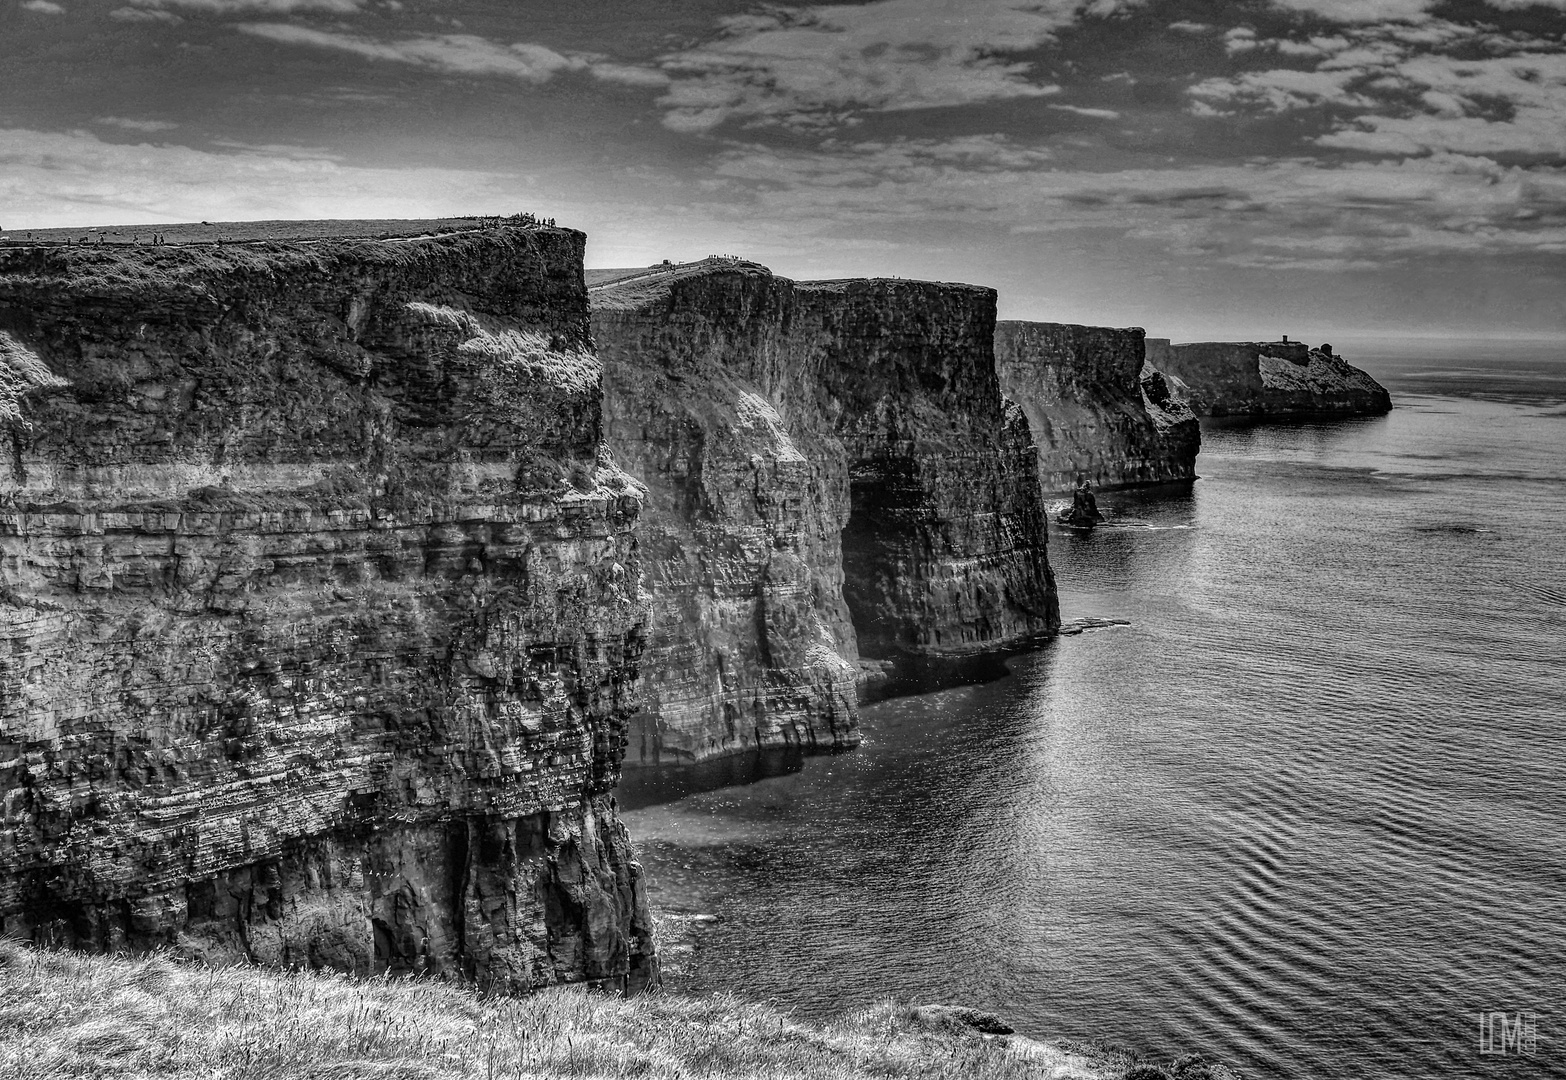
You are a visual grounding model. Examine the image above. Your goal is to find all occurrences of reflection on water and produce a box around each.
[624,350,1566,1080]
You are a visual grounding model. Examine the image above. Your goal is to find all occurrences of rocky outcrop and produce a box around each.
[0,225,656,993]
[1257,346,1394,415]
[1058,482,1105,528]
[592,260,1058,767]
[1144,338,1391,417]
[995,321,1198,493]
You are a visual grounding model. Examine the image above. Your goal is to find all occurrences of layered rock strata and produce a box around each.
[591,260,1058,767]
[995,321,1199,492]
[0,225,656,993]
[1145,338,1391,417]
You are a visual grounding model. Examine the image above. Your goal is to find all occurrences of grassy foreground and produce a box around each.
[0,940,1236,1080]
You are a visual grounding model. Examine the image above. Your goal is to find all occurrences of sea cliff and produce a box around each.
[996,321,1199,492]
[592,260,1059,768]
[1144,338,1391,417]
[0,223,656,992]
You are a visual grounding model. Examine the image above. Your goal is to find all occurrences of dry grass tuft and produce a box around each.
[0,940,1134,1080]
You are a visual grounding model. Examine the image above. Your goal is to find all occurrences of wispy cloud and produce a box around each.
[1267,0,1437,22]
[0,127,517,226]
[1320,52,1566,156]
[129,0,362,12]
[1269,0,1566,19]
[21,0,65,12]
[1048,104,1121,118]
[237,24,588,81]
[1189,68,1374,114]
[1225,27,1260,55]
[1188,21,1566,160]
[706,137,1566,265]
[94,116,180,131]
[109,6,180,21]
[652,0,1134,133]
[235,24,670,88]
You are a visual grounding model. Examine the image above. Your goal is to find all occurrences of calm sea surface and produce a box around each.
[622,346,1566,1079]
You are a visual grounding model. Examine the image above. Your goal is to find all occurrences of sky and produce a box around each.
[4,0,1566,340]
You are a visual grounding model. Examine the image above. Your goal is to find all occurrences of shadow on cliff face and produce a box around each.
[854,639,1066,715]
[838,483,911,661]
[616,745,812,811]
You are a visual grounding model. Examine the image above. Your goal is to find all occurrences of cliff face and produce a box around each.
[592,261,1058,767]
[995,321,1199,492]
[0,226,656,993]
[1257,349,1394,415]
[1145,338,1391,417]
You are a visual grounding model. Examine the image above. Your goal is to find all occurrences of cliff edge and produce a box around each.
[996,321,1199,492]
[1144,338,1391,417]
[0,222,656,992]
[592,260,1059,767]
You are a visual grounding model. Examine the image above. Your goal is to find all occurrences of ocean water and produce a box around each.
[622,347,1566,1079]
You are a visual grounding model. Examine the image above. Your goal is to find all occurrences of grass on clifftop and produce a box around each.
[0,940,1177,1080]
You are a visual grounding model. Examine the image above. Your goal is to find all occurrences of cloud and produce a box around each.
[1049,104,1121,118]
[1225,27,1259,55]
[653,0,1134,133]
[1191,26,1566,160]
[94,116,180,131]
[21,0,65,12]
[1168,21,1211,33]
[109,5,179,20]
[128,0,362,11]
[1268,0,1566,19]
[234,24,672,87]
[1267,0,1437,22]
[237,24,589,81]
[703,136,1566,267]
[588,62,671,89]
[210,138,339,157]
[0,127,522,227]
[1189,67,1376,114]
